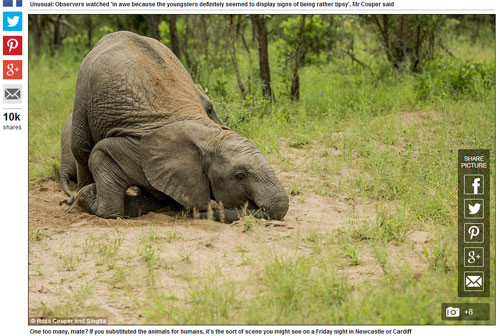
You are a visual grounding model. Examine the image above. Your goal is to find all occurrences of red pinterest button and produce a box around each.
[3,36,22,55]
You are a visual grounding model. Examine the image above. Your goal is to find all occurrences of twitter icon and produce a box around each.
[468,203,481,215]
[464,199,484,219]
[3,12,22,31]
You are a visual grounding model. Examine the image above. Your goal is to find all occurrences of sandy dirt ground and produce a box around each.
[28,158,430,324]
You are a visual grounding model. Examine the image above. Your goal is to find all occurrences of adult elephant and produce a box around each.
[71,31,288,222]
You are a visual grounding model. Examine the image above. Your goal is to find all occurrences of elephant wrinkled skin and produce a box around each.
[70,31,288,222]
[60,113,175,217]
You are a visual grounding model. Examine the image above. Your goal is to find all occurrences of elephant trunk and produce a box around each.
[265,193,289,220]
[200,191,289,223]
[256,190,289,220]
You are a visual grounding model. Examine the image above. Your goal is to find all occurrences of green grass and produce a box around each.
[30,228,48,241]
[139,229,162,286]
[165,228,183,243]
[60,253,80,271]
[94,227,123,269]
[37,282,109,319]
[29,52,80,180]
[29,30,495,324]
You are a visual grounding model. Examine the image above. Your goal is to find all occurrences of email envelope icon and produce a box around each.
[5,88,20,100]
[466,275,482,287]
[464,272,484,291]
[3,85,22,104]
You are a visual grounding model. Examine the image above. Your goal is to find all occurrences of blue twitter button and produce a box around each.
[3,12,22,31]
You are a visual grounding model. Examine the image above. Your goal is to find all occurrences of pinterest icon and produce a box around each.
[3,36,22,55]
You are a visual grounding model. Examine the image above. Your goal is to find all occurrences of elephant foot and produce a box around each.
[73,184,97,214]
[73,184,168,219]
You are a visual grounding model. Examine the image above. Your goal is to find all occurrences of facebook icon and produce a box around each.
[472,178,481,194]
[3,0,23,7]
[464,175,484,195]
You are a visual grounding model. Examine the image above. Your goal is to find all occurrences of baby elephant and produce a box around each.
[60,81,239,219]
[69,31,289,222]
[60,114,173,217]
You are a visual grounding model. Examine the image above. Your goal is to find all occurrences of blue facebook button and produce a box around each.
[2,0,22,6]
[3,12,22,31]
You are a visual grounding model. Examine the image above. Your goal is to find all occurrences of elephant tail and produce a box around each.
[59,171,76,206]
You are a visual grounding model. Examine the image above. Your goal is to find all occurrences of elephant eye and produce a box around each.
[235,171,247,180]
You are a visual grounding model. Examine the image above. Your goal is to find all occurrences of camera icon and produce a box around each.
[445,307,460,318]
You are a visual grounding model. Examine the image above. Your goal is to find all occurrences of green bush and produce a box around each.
[414,58,495,101]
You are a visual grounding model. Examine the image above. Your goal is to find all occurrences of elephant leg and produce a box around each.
[78,136,156,218]
[75,162,94,192]
[71,83,97,191]
[79,141,132,218]
[75,183,168,218]
[71,114,94,190]
[74,183,97,214]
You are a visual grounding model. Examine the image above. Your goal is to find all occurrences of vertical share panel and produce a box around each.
[458,149,490,297]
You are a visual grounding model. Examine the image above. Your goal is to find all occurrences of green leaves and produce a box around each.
[414,59,495,101]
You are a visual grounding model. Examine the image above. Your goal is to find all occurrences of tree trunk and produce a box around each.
[290,15,307,102]
[182,16,194,73]
[144,15,161,41]
[168,15,181,58]
[412,17,421,72]
[251,15,273,100]
[85,15,93,48]
[32,16,43,55]
[228,15,247,100]
[237,15,251,54]
[372,15,396,68]
[200,15,209,59]
[52,15,65,54]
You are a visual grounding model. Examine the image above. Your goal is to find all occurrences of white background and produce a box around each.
[0,1,497,334]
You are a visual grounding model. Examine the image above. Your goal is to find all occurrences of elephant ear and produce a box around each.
[140,120,217,211]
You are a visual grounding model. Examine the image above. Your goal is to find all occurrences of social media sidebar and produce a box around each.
[442,150,490,321]
[2,0,23,131]
[458,150,490,297]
